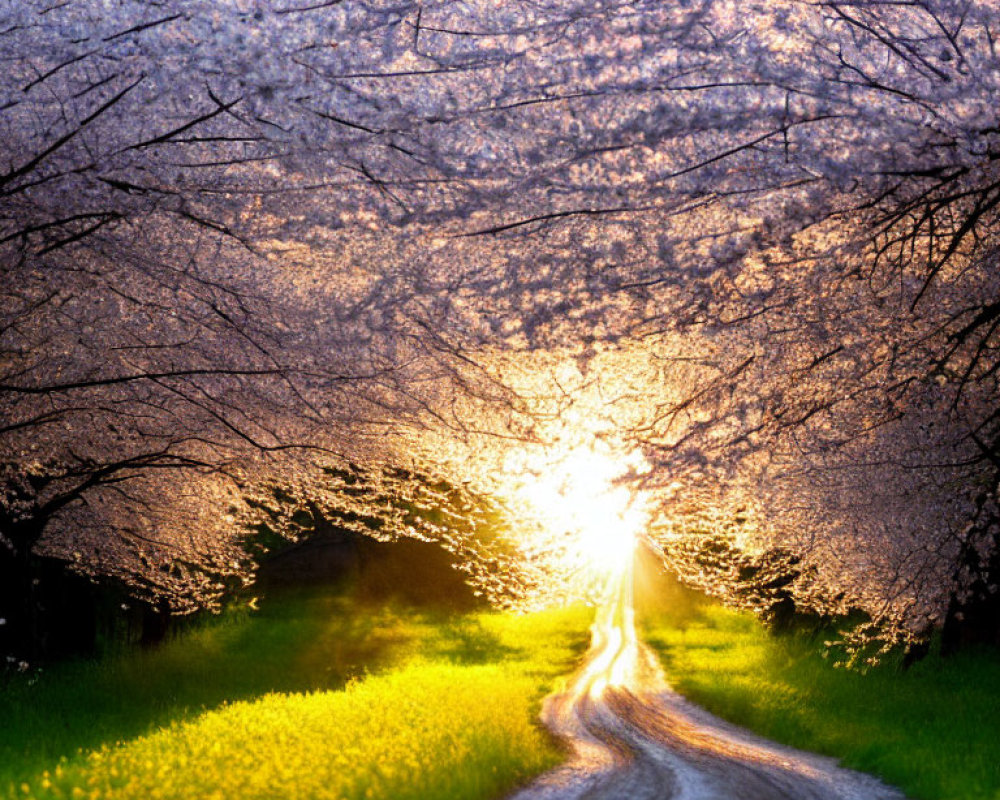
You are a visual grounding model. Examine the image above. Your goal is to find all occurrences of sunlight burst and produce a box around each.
[510,445,650,590]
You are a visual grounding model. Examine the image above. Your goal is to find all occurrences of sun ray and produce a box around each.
[507,444,650,597]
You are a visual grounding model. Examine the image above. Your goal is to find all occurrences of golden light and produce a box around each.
[510,444,650,590]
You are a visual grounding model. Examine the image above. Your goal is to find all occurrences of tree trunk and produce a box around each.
[139,599,172,647]
[0,514,59,663]
[941,526,1000,656]
[0,540,39,663]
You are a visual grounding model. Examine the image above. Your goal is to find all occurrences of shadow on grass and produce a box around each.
[0,586,438,787]
[0,582,592,795]
[433,618,522,665]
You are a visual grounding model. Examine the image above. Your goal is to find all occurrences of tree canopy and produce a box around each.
[2,0,999,658]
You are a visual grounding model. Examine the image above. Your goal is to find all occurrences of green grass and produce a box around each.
[1,588,591,800]
[14,565,996,800]
[643,601,1000,800]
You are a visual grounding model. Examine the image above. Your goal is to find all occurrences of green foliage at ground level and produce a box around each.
[643,602,1000,800]
[1,589,591,800]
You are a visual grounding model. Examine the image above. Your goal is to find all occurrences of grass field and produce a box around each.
[7,565,999,800]
[642,599,1000,800]
[1,588,591,800]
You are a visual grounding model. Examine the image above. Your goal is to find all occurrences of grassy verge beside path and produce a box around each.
[643,602,1000,800]
[1,588,591,800]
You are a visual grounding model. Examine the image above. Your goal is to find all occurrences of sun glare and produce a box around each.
[511,445,650,588]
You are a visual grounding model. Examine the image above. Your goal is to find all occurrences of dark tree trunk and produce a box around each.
[941,524,1000,656]
[941,585,1000,655]
[1,517,101,663]
[901,635,932,670]
[139,599,172,647]
[941,595,1000,655]
[0,535,40,663]
[763,594,798,632]
[33,558,99,659]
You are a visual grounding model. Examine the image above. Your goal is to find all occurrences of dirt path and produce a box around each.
[509,572,906,800]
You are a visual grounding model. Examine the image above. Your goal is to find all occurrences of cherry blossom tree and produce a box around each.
[3,0,999,661]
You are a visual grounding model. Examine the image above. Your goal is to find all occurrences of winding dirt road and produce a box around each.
[510,567,906,800]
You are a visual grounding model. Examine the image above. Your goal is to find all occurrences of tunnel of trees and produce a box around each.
[2,0,999,666]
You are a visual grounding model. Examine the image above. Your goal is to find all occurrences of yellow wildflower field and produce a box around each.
[12,607,590,800]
